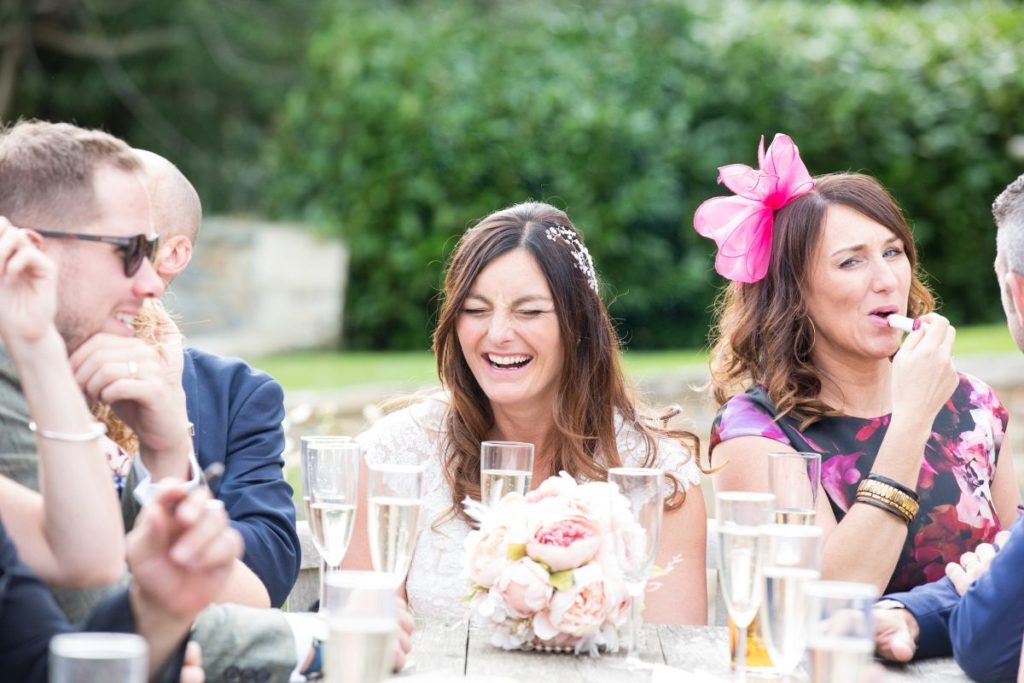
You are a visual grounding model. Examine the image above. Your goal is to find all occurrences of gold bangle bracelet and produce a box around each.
[855,490,917,523]
[856,486,918,517]
[857,479,920,518]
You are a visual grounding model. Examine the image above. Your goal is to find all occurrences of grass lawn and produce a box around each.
[252,323,1015,390]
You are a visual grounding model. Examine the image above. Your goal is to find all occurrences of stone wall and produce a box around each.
[166,217,346,357]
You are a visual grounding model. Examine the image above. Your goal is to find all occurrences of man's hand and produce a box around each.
[180,642,204,683]
[874,606,920,662]
[127,481,243,618]
[946,530,1011,596]
[0,219,58,347]
[393,596,415,672]
[69,304,191,479]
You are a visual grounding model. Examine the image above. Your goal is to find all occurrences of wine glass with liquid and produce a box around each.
[768,452,821,526]
[804,581,879,683]
[608,467,664,669]
[367,463,424,586]
[715,491,776,683]
[305,440,362,608]
[758,524,823,682]
[323,570,399,683]
[480,441,534,505]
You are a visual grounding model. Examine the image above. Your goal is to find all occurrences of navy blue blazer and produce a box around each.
[0,520,187,682]
[183,347,300,607]
[890,514,1024,681]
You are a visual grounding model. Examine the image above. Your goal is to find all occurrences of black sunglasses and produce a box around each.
[34,229,160,277]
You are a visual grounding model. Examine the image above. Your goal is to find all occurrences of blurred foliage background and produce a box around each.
[5,0,1024,350]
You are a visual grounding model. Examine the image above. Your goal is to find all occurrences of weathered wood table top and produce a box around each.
[394,622,970,682]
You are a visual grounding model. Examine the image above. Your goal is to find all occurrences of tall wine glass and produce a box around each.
[608,467,664,669]
[480,441,534,505]
[323,570,398,683]
[715,491,775,683]
[758,524,823,681]
[804,581,879,683]
[367,463,424,586]
[768,452,821,525]
[304,440,361,613]
[300,436,355,611]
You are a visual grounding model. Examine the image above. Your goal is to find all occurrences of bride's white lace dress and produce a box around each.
[356,396,702,623]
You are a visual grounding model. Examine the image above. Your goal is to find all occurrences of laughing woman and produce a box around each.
[345,202,707,624]
[698,134,1021,594]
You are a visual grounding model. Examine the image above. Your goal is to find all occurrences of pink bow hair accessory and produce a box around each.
[693,133,814,283]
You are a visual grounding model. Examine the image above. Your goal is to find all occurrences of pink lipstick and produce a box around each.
[887,314,921,333]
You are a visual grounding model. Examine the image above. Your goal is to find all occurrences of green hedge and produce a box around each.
[266,0,1024,349]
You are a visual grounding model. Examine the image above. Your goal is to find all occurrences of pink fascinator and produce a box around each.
[693,133,814,283]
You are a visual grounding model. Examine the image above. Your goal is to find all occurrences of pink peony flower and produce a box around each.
[526,512,602,572]
[465,524,514,587]
[494,558,554,618]
[534,571,611,639]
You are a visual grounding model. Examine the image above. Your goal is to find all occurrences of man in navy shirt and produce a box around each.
[875,174,1024,682]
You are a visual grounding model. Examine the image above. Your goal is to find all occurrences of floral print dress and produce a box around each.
[710,372,1008,593]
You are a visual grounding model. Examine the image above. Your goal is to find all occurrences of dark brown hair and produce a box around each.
[0,120,139,229]
[433,201,698,522]
[709,173,935,426]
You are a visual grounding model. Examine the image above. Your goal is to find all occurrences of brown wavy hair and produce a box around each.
[708,173,935,427]
[433,202,699,523]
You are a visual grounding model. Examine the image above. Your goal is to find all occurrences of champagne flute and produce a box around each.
[480,441,534,505]
[804,581,879,683]
[300,436,355,611]
[367,463,424,586]
[715,491,775,683]
[300,436,355,522]
[608,467,664,669]
[323,570,398,683]
[758,524,823,681]
[768,452,821,525]
[305,440,361,612]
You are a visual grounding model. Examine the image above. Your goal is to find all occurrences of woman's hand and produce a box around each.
[889,312,959,425]
[393,596,415,671]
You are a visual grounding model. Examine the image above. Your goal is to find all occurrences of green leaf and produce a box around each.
[550,570,574,591]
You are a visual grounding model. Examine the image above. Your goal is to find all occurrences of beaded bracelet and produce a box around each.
[28,421,107,442]
[857,479,919,515]
[866,473,920,501]
[856,488,917,524]
[856,479,919,524]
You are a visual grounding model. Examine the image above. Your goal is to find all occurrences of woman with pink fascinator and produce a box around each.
[696,134,1021,594]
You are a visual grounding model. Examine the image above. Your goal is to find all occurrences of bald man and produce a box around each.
[113,149,300,611]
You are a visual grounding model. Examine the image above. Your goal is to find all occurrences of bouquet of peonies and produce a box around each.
[462,472,646,654]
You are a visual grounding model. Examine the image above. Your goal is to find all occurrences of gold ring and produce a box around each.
[127,360,139,378]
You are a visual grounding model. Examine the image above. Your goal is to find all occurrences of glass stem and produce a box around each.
[318,558,329,614]
[736,622,747,683]
[627,594,641,661]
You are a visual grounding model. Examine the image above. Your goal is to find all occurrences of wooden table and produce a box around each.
[398,622,970,682]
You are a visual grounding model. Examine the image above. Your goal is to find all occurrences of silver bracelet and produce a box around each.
[28,420,108,442]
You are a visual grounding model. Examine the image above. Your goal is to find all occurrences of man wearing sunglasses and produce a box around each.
[32,230,160,279]
[0,121,309,681]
